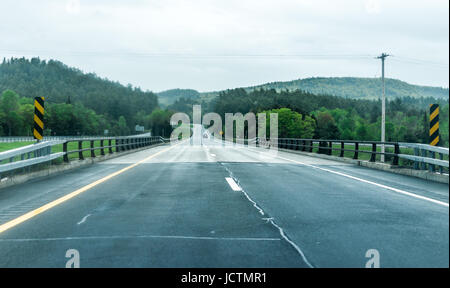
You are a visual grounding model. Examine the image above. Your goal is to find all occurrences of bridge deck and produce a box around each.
[0,139,448,267]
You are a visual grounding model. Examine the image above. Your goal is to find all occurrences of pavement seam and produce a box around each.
[219,162,315,268]
[0,235,282,242]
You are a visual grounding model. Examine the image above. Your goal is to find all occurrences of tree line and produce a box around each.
[0,89,174,138]
[1,57,448,145]
[0,58,175,137]
[210,88,449,146]
[0,57,162,135]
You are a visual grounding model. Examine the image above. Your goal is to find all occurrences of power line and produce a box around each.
[1,49,447,67]
[391,56,448,68]
[0,49,375,59]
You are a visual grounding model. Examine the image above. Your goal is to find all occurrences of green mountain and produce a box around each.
[0,57,159,123]
[157,89,200,107]
[197,77,448,102]
[246,77,449,100]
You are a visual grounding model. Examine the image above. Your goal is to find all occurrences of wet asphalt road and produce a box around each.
[0,136,448,267]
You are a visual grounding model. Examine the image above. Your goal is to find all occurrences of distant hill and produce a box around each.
[157,89,200,107]
[246,77,449,100]
[197,77,449,102]
[0,57,158,122]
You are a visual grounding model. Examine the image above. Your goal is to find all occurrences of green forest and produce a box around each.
[0,58,172,137]
[200,77,449,102]
[209,88,449,146]
[0,57,448,147]
[157,89,200,107]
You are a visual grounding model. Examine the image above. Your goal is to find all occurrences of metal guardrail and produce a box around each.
[0,133,153,143]
[0,136,168,176]
[398,143,449,173]
[258,138,401,165]
[255,138,448,174]
[0,141,66,173]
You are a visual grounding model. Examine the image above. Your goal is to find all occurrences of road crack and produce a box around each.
[218,162,315,268]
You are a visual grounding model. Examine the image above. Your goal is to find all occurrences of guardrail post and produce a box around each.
[318,141,324,154]
[340,142,344,157]
[116,139,120,152]
[429,151,436,173]
[370,143,376,162]
[309,140,313,152]
[90,140,95,158]
[328,141,332,155]
[421,149,427,170]
[78,141,84,160]
[109,139,113,154]
[439,153,443,174]
[393,143,399,166]
[63,142,69,162]
[353,142,359,160]
[100,140,105,156]
[413,148,420,170]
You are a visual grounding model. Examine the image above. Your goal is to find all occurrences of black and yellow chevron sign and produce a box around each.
[429,104,439,146]
[33,97,45,140]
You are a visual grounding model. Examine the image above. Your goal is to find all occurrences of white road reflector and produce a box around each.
[225,177,242,191]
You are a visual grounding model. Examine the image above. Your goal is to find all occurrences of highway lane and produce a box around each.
[0,138,448,267]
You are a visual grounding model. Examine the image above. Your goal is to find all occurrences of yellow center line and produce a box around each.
[0,143,178,234]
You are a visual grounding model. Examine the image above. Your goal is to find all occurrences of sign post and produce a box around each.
[33,97,45,142]
[429,104,439,146]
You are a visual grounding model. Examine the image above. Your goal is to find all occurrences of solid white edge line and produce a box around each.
[240,145,449,208]
[274,153,449,208]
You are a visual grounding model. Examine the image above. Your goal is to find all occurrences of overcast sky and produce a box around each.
[1,0,448,92]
